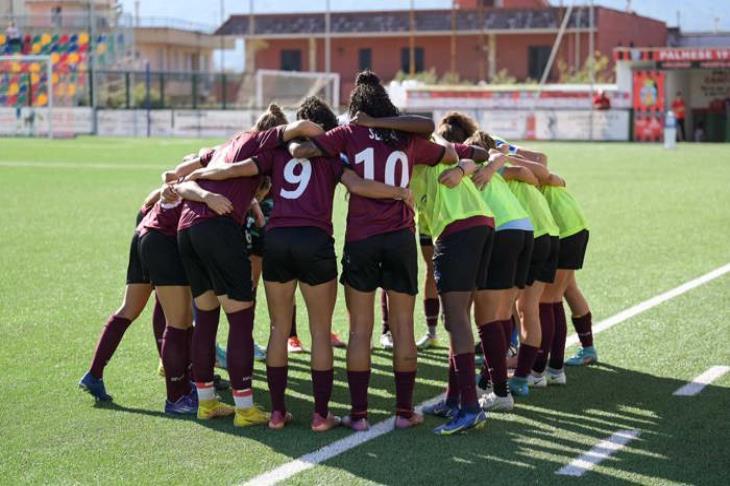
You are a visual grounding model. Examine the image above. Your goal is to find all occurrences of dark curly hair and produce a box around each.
[436,111,479,143]
[253,103,288,132]
[464,130,497,151]
[296,96,338,132]
[347,70,403,146]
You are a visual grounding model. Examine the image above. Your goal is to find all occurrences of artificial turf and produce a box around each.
[0,137,729,484]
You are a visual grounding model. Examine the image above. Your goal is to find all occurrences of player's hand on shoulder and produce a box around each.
[203,192,233,215]
[350,111,375,128]
[438,167,464,188]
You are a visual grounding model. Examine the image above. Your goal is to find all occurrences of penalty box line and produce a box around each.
[241,267,730,484]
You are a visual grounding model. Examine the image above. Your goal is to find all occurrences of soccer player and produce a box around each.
[173,103,325,427]
[459,130,535,411]
[501,158,560,397]
[289,71,456,430]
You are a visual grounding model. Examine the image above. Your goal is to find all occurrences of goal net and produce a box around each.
[255,69,340,110]
[0,55,56,138]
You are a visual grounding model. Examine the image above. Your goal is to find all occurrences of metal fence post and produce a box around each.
[221,73,227,109]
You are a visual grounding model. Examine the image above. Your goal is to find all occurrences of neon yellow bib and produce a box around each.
[541,186,588,238]
[507,180,559,238]
[412,164,492,239]
[479,173,529,228]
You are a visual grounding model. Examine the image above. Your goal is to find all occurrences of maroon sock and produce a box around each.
[532,303,556,373]
[514,344,539,379]
[424,298,440,333]
[381,290,389,334]
[89,315,132,379]
[311,368,334,417]
[479,322,508,396]
[445,353,460,407]
[227,307,255,390]
[504,316,516,348]
[572,312,594,347]
[549,302,568,370]
[186,326,195,381]
[266,365,288,414]
[192,307,220,384]
[152,298,166,358]
[394,370,417,418]
[162,327,191,402]
[347,370,371,419]
[289,305,297,338]
[453,353,479,413]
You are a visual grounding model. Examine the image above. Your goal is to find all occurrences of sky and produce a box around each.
[120,0,730,70]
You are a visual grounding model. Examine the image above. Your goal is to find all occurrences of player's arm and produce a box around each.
[350,111,435,136]
[437,159,479,188]
[282,120,325,143]
[173,181,233,215]
[545,172,566,187]
[504,156,550,185]
[468,145,489,163]
[430,132,458,165]
[340,169,412,205]
[162,147,216,182]
[289,140,323,159]
[502,165,539,186]
[185,158,260,181]
[472,151,508,189]
[513,146,548,166]
[142,187,162,210]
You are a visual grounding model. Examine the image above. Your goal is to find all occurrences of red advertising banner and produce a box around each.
[633,70,665,142]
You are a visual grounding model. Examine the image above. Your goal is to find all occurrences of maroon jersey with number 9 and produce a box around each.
[313,124,444,242]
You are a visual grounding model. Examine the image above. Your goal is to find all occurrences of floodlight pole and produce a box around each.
[589,0,595,141]
[450,0,456,76]
[325,0,331,74]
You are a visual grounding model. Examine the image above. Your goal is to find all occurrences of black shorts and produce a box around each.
[481,229,534,290]
[138,230,189,286]
[263,227,337,286]
[558,229,589,270]
[341,229,418,295]
[527,234,560,285]
[126,232,149,285]
[419,233,433,247]
[433,225,493,294]
[178,217,253,301]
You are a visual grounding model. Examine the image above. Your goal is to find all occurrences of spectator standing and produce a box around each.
[593,90,611,110]
[671,91,686,141]
[5,22,21,53]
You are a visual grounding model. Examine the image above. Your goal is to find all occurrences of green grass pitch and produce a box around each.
[1,137,729,484]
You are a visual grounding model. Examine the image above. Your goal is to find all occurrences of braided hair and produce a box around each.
[347,71,403,146]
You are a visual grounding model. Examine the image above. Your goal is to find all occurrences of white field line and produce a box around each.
[0,161,160,170]
[555,429,641,477]
[565,263,730,347]
[672,366,730,396]
[243,262,730,485]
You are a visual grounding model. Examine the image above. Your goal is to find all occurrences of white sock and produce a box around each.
[195,381,216,401]
[233,388,253,409]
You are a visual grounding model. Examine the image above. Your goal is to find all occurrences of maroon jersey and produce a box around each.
[178,126,285,230]
[313,125,445,242]
[454,143,475,160]
[137,200,183,237]
[254,147,342,235]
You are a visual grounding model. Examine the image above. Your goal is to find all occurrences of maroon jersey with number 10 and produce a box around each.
[253,147,343,236]
[312,125,445,242]
[178,126,285,231]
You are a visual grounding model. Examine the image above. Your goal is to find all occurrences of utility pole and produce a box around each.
[450,0,456,77]
[220,0,225,73]
[589,0,595,141]
[325,0,331,74]
[409,0,415,76]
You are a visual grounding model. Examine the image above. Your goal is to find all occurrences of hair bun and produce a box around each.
[267,103,284,116]
[355,71,381,86]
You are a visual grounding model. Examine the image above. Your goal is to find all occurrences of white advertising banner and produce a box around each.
[535,110,630,141]
[97,110,173,137]
[0,107,93,136]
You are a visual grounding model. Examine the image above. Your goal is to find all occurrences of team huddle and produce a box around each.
[78,70,598,435]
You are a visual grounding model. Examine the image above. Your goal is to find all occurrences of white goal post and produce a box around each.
[0,54,54,138]
[255,69,340,110]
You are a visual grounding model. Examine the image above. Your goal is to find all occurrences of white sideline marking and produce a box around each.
[566,263,730,347]
[242,395,443,486]
[673,366,730,396]
[0,161,159,170]
[555,429,640,477]
[244,262,730,485]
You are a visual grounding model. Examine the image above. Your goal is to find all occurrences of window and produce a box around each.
[280,49,302,71]
[400,47,424,73]
[358,48,372,71]
[528,45,551,80]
